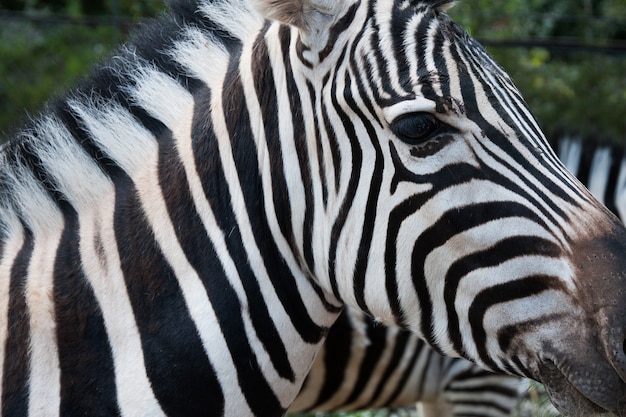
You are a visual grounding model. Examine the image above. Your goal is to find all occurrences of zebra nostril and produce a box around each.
[614,335,626,382]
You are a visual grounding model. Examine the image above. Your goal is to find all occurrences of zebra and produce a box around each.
[1,0,626,416]
[290,307,527,417]
[290,133,626,417]
[552,133,626,221]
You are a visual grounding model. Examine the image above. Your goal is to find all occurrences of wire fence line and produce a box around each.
[0,10,136,32]
[2,10,626,56]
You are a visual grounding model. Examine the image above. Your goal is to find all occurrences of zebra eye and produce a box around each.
[391,112,440,144]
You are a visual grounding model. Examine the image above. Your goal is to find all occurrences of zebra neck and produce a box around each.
[173,17,345,413]
[0,7,344,416]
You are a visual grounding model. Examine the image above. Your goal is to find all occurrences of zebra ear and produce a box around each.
[251,0,337,31]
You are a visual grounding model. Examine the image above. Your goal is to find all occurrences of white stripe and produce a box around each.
[264,23,307,261]
[170,25,336,405]
[423,19,445,98]
[74,102,166,417]
[404,12,428,90]
[382,97,438,124]
[80,200,166,417]
[557,136,582,175]
[31,117,110,210]
[0,208,24,411]
[127,68,256,416]
[31,114,164,415]
[375,0,412,96]
[198,0,263,41]
[588,146,612,203]
[26,228,64,417]
[0,155,65,416]
[134,175,256,416]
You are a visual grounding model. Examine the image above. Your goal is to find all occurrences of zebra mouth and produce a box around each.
[538,358,613,416]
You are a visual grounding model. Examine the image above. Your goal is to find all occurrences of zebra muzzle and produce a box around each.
[554,231,626,416]
[537,330,626,416]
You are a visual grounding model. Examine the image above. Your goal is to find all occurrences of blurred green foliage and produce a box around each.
[0,0,166,137]
[0,21,116,131]
[449,0,626,140]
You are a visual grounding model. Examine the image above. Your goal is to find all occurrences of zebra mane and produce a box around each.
[0,0,265,236]
[4,0,256,139]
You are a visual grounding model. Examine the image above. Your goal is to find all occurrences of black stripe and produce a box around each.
[328,70,363,301]
[190,84,296,383]
[445,235,561,356]
[432,27,451,99]
[113,146,225,417]
[555,136,587,193]
[191,82,291,414]
[387,3,417,96]
[348,30,382,128]
[384,338,427,405]
[384,164,404,325]
[318,2,361,62]
[469,275,567,369]
[454,399,513,415]
[13,139,67,207]
[344,319,388,403]
[367,329,412,408]
[341,70,385,316]
[308,309,353,409]
[321,73,343,197]
[312,79,330,207]
[511,355,535,379]
[2,226,33,417]
[497,312,568,354]
[295,37,314,69]
[413,202,551,351]
[299,81,318,272]
[252,32,299,268]
[472,137,569,239]
[54,207,119,416]
[351,48,389,122]
[450,43,586,213]
[279,25,319,276]
[460,382,520,398]
[461,37,546,152]
[418,343,437,401]
[126,17,204,94]
[223,50,326,346]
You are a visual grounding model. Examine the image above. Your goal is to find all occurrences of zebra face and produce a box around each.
[256,0,626,414]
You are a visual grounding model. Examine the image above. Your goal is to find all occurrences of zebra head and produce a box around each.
[252,0,626,414]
